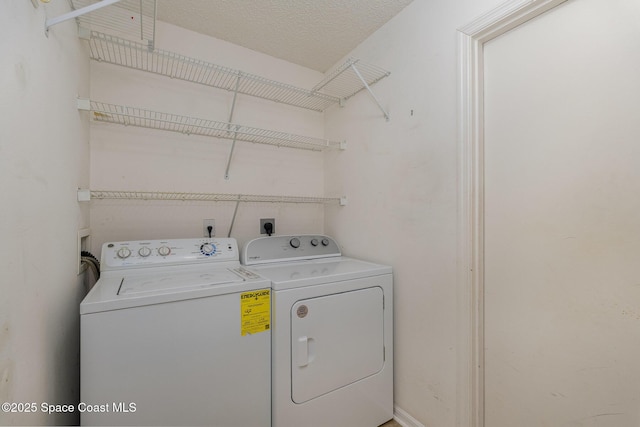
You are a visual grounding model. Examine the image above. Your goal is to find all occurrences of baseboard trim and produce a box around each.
[394,406,426,427]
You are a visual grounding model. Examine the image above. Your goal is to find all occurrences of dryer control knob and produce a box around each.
[310,238,319,247]
[289,238,301,249]
[117,247,131,259]
[158,246,171,257]
[138,246,152,257]
[200,243,217,256]
[321,238,330,246]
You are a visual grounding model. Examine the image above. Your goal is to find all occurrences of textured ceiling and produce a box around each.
[156,0,414,72]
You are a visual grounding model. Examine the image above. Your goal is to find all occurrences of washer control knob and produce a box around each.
[116,247,131,259]
[200,243,217,256]
[138,246,152,257]
[157,246,171,257]
[289,238,301,249]
[321,238,330,246]
[310,238,319,247]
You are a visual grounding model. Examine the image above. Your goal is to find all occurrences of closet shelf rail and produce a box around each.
[79,190,347,205]
[78,99,343,152]
[85,31,390,114]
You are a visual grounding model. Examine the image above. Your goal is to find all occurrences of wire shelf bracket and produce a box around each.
[312,58,391,120]
[224,74,242,180]
[46,0,123,33]
[351,63,390,121]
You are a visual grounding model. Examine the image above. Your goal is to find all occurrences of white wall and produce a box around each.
[0,1,90,425]
[89,21,327,254]
[323,1,503,425]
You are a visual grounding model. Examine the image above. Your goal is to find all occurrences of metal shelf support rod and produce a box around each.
[227,196,242,238]
[224,131,239,181]
[350,63,390,122]
[46,0,123,30]
[224,76,241,180]
[227,74,241,126]
[144,0,157,50]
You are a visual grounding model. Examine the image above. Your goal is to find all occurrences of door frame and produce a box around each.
[456,1,568,426]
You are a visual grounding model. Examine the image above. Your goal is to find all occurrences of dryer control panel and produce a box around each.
[101,238,239,270]
[241,235,341,265]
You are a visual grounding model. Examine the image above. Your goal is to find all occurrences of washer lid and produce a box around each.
[80,266,270,314]
[118,269,243,296]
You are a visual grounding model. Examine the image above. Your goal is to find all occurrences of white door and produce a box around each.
[290,287,384,403]
[484,0,640,425]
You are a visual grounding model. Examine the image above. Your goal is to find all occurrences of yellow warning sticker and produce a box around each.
[240,289,271,336]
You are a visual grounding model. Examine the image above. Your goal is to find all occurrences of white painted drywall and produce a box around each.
[0,1,90,425]
[89,21,327,254]
[323,0,504,425]
[484,0,640,425]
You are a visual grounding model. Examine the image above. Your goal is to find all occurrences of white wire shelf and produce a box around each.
[312,58,391,101]
[79,100,342,152]
[86,31,390,113]
[72,0,156,48]
[81,190,346,205]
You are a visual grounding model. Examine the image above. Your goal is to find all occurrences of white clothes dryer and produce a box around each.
[242,235,393,427]
[81,238,271,426]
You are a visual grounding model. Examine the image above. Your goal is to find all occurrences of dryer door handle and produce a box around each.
[296,336,315,367]
[297,336,308,366]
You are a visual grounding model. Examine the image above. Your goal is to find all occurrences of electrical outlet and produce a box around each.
[203,219,216,238]
[260,218,275,235]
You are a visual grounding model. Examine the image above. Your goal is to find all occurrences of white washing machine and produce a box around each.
[241,235,393,427]
[80,238,271,426]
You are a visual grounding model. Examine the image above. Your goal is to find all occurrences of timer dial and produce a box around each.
[200,243,217,256]
[157,246,171,257]
[289,238,301,249]
[117,247,131,259]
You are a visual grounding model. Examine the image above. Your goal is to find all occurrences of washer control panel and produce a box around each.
[101,238,239,270]
[241,235,341,265]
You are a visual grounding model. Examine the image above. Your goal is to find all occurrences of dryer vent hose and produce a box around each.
[81,251,100,281]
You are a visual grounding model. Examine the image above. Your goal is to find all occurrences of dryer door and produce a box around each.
[291,286,384,403]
